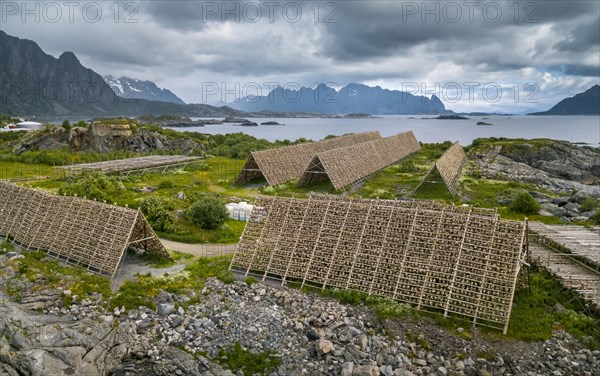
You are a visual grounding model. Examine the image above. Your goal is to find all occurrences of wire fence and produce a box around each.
[0,162,60,181]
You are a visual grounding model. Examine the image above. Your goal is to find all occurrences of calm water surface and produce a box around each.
[172,115,600,145]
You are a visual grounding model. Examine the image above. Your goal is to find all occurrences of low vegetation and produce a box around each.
[2,247,234,312]
[508,269,600,349]
[3,247,111,305]
[580,197,599,212]
[216,342,282,376]
[58,173,126,202]
[110,256,234,310]
[308,287,414,321]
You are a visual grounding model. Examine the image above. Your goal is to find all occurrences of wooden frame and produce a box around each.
[414,141,467,197]
[297,132,421,191]
[234,132,382,186]
[58,155,203,177]
[0,182,170,278]
[230,194,527,332]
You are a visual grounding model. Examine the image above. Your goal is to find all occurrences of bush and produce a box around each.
[580,197,599,212]
[139,196,175,233]
[58,173,124,202]
[591,209,600,225]
[509,190,541,214]
[157,179,176,189]
[62,120,71,132]
[186,195,228,230]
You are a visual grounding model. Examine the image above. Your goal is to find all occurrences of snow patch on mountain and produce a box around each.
[103,75,185,104]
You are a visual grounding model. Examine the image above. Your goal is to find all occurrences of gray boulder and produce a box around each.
[552,197,570,206]
[353,364,381,376]
[564,202,580,213]
[157,303,175,317]
[541,203,568,217]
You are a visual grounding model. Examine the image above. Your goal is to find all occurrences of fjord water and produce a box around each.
[179,115,600,145]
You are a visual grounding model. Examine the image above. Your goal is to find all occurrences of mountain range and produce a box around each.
[3,30,596,118]
[229,83,449,115]
[0,31,454,117]
[0,31,252,117]
[103,75,185,105]
[530,85,600,115]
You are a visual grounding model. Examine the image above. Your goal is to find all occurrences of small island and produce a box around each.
[222,117,251,123]
[261,121,284,126]
[343,113,373,118]
[435,115,469,120]
[476,121,493,126]
[135,115,220,127]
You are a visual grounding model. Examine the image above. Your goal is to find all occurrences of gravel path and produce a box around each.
[159,238,237,257]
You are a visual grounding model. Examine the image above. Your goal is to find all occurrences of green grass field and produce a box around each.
[1,134,599,349]
[3,140,572,244]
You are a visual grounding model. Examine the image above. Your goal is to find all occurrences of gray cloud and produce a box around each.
[552,64,600,77]
[0,0,598,112]
[553,16,600,52]
[320,1,600,61]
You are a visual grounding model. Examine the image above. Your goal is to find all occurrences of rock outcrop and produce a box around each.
[478,155,600,198]
[12,126,203,155]
[1,273,598,376]
[498,141,600,184]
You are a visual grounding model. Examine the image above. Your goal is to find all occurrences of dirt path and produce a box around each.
[159,238,237,257]
[109,240,237,287]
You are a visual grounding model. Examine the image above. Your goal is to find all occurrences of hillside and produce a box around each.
[531,85,600,115]
[0,32,261,118]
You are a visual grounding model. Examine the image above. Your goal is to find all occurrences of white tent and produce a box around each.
[16,121,43,130]
[225,202,253,221]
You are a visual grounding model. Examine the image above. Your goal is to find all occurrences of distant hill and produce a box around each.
[229,83,450,115]
[0,31,257,117]
[104,75,185,105]
[530,85,600,115]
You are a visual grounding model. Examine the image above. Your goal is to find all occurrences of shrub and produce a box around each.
[591,209,600,225]
[509,190,541,215]
[62,120,71,132]
[186,195,228,230]
[139,196,175,233]
[58,173,124,202]
[157,179,176,189]
[74,120,89,128]
[580,197,599,213]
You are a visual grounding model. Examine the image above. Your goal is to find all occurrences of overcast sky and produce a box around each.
[1,0,599,112]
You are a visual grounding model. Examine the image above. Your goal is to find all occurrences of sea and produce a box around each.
[168,115,600,146]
